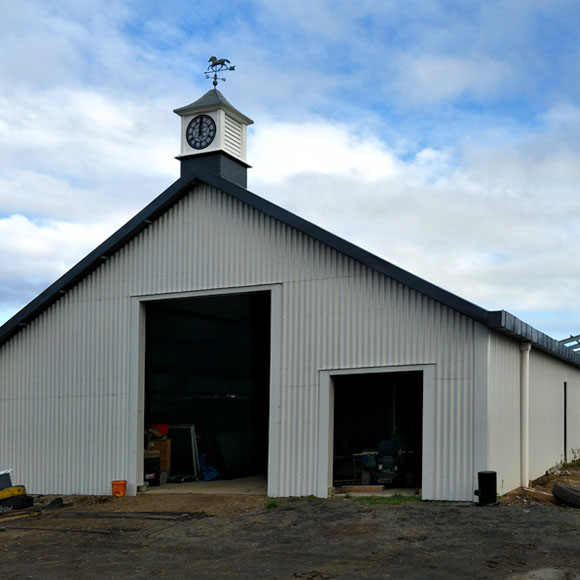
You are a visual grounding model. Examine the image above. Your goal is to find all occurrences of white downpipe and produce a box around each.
[520,342,532,488]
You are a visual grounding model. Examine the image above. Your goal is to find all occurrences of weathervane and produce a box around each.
[205,56,236,87]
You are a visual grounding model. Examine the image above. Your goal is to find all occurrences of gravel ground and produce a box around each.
[1,492,580,579]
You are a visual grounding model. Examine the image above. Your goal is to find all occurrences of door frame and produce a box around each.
[129,283,282,496]
[316,364,436,498]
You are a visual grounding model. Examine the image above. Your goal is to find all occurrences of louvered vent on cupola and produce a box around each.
[224,115,243,158]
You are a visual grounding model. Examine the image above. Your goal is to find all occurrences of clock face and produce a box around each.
[186,114,217,150]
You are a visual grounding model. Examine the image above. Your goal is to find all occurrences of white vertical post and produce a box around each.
[520,342,532,488]
[267,285,283,498]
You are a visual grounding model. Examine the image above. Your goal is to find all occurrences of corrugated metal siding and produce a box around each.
[0,283,133,494]
[1,184,477,499]
[487,331,521,494]
[529,349,580,479]
[486,336,580,493]
[568,381,580,462]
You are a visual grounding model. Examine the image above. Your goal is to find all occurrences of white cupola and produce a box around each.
[174,88,254,187]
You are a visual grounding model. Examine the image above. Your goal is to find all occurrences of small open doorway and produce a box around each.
[332,371,423,491]
[143,290,271,491]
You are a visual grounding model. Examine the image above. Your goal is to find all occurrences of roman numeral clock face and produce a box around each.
[186,114,216,150]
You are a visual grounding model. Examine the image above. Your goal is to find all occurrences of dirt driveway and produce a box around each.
[1,491,580,579]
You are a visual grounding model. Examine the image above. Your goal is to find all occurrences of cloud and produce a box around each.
[0,1,133,89]
[393,55,511,104]
[249,108,580,338]
[0,88,176,177]
[0,213,127,313]
[249,119,400,183]
[1,0,580,342]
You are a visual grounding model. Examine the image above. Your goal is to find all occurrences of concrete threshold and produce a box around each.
[334,487,420,498]
[143,474,267,496]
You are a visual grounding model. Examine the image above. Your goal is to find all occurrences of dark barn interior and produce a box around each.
[144,291,271,482]
[333,371,423,488]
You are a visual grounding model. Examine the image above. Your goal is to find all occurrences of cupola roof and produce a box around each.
[173,88,253,126]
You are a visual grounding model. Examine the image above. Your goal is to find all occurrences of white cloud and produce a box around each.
[543,102,580,130]
[0,88,176,179]
[393,55,511,104]
[0,212,128,315]
[250,119,400,183]
[249,111,580,338]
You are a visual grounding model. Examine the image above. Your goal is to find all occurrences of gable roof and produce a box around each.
[1,167,579,369]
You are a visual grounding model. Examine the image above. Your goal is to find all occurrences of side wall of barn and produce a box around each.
[487,332,580,494]
[529,349,580,480]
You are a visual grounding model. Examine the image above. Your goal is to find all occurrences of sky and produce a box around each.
[1,0,579,339]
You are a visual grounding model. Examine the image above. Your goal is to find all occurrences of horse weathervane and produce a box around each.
[205,56,236,87]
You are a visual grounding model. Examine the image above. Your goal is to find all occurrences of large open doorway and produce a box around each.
[332,371,423,491]
[143,291,271,490]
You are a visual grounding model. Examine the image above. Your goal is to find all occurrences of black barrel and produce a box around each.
[475,470,497,505]
[144,456,161,487]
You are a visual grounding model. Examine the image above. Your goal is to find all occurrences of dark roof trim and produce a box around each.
[205,174,490,326]
[488,310,580,367]
[2,168,580,370]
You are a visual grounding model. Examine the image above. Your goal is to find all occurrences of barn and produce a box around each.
[1,88,579,501]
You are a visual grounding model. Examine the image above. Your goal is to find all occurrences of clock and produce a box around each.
[186,114,216,150]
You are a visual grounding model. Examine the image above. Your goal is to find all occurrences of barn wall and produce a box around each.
[1,184,479,499]
[568,380,580,463]
[487,331,521,495]
[529,349,580,480]
[0,280,135,495]
[486,334,580,494]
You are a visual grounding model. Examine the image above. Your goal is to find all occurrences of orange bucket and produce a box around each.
[111,480,127,497]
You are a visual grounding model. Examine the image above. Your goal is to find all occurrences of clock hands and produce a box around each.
[186,115,216,150]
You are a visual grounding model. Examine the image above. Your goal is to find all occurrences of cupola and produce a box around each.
[174,85,253,188]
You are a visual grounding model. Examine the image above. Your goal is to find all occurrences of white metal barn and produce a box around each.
[1,89,580,501]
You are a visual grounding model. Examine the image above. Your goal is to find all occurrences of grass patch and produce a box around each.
[562,458,580,471]
[265,500,278,509]
[352,494,422,506]
[562,449,580,471]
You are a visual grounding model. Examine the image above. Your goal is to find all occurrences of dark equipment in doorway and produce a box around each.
[144,291,271,481]
[333,371,423,488]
